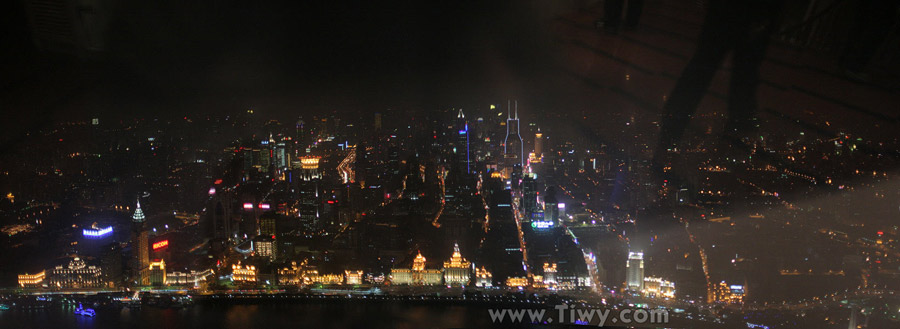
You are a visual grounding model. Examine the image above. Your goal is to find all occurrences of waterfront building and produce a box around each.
[442,243,471,286]
[49,257,102,289]
[18,271,46,288]
[390,252,443,285]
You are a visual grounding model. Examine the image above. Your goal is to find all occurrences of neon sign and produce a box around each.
[243,203,254,209]
[153,240,169,250]
[531,221,554,229]
[83,226,113,238]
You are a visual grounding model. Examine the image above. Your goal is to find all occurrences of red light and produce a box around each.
[877,231,884,235]
[214,179,223,185]
[152,240,169,250]
[327,200,335,204]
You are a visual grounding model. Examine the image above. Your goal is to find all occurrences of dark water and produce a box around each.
[0,303,508,329]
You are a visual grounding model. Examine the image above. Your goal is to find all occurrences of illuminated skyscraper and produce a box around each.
[297,157,321,230]
[149,259,166,286]
[131,198,150,285]
[534,128,543,162]
[626,251,644,291]
[503,101,524,167]
[456,109,471,173]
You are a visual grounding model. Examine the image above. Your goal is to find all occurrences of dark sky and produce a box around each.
[1,0,583,129]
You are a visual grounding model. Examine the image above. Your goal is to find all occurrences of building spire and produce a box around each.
[132,198,145,223]
[515,100,518,119]
[507,100,511,119]
[457,109,465,119]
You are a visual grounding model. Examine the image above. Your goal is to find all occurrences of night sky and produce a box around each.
[0,0,578,130]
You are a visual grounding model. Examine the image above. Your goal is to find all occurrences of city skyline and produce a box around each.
[2,0,900,328]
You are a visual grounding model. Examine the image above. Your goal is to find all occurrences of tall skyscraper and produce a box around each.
[297,157,321,230]
[503,101,524,167]
[522,173,538,216]
[456,109,471,173]
[543,186,559,223]
[626,251,644,291]
[534,128,543,162]
[131,198,150,285]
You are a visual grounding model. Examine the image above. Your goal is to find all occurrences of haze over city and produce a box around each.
[1,0,899,328]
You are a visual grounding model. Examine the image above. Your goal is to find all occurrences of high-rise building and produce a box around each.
[503,101,524,167]
[206,187,234,241]
[259,214,277,237]
[297,157,321,230]
[534,128,544,162]
[149,259,166,286]
[100,243,123,288]
[626,251,644,291]
[131,198,150,285]
[543,186,559,223]
[253,236,276,261]
[523,173,538,216]
[23,0,111,57]
[456,109,471,173]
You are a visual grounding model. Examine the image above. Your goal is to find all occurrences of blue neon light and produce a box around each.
[83,226,113,238]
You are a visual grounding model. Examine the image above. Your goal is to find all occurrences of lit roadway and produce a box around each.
[336,147,355,184]
[432,167,446,228]
[511,195,530,277]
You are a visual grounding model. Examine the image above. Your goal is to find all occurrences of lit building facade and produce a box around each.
[132,198,150,285]
[149,259,166,286]
[278,261,305,286]
[442,243,471,286]
[344,270,364,285]
[542,263,558,288]
[626,251,644,291]
[232,263,257,283]
[714,281,745,304]
[167,269,213,287]
[253,236,276,261]
[308,272,343,285]
[391,252,442,285]
[642,277,675,299]
[557,275,593,290]
[475,266,493,287]
[506,276,528,288]
[18,271,46,288]
[49,257,102,289]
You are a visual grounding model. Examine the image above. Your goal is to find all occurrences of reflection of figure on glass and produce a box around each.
[603,0,644,33]
[654,0,784,171]
[839,0,899,82]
